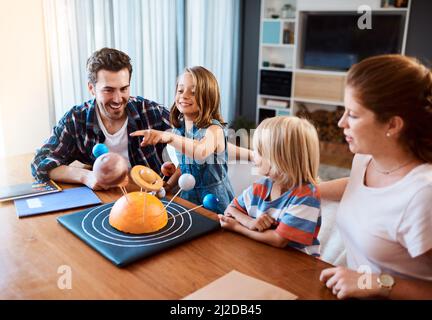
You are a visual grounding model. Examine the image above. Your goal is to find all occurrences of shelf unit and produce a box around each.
[256,0,297,123]
[256,0,411,124]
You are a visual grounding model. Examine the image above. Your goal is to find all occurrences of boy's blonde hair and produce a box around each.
[253,116,320,188]
[170,66,225,128]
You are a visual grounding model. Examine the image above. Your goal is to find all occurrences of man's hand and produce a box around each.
[130,129,173,147]
[81,170,111,191]
[48,165,128,191]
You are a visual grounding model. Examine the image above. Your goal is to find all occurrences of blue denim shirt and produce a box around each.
[172,120,235,214]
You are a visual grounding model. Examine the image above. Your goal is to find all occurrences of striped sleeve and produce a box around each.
[275,185,321,246]
[230,185,251,215]
[230,178,271,216]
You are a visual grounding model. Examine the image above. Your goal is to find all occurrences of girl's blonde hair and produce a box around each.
[253,116,320,188]
[170,66,225,128]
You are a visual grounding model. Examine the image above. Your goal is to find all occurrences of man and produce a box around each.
[31,47,171,190]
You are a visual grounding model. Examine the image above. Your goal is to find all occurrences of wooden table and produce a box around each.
[0,154,335,299]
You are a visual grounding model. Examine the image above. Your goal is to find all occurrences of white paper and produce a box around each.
[184,270,297,300]
[26,198,42,209]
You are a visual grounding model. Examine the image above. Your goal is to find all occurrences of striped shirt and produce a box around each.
[31,96,171,182]
[231,177,321,256]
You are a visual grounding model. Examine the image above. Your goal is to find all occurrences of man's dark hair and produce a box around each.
[86,47,133,84]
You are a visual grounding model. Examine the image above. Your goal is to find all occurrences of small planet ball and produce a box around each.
[161,162,176,177]
[92,143,109,158]
[140,167,158,184]
[178,173,196,191]
[203,194,220,212]
[156,187,166,199]
[130,165,163,192]
[93,153,128,186]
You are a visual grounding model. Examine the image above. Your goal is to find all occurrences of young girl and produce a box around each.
[219,116,321,256]
[130,66,235,214]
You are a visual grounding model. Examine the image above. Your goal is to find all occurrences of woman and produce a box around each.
[319,54,432,299]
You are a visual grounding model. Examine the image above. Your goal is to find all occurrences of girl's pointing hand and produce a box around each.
[130,129,174,147]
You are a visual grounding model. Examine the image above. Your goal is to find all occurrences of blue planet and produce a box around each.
[92,143,109,158]
[203,194,219,212]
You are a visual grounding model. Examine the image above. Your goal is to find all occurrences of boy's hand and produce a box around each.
[130,129,173,147]
[247,214,275,232]
[218,214,240,231]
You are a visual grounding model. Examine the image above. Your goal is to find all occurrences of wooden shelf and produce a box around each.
[259,94,291,100]
[261,43,294,48]
[293,98,344,106]
[293,72,346,103]
[372,8,409,11]
[260,66,293,72]
[259,105,290,111]
[263,18,296,23]
[293,68,347,76]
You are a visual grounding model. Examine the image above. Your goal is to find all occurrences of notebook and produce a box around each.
[0,180,62,202]
[14,186,102,217]
[183,270,298,300]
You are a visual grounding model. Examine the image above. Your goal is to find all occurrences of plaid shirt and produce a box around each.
[31,96,171,182]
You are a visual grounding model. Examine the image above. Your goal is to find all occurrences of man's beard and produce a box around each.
[99,101,127,120]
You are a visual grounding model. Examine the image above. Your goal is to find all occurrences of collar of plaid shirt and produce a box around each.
[79,97,171,170]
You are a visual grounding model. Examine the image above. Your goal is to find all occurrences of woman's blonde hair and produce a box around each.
[170,66,225,128]
[253,116,320,188]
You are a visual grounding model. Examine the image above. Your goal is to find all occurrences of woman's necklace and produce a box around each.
[371,158,414,175]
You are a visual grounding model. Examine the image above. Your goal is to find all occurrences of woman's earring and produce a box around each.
[386,132,391,137]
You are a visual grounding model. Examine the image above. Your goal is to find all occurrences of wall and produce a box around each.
[238,0,432,123]
[1,0,430,155]
[0,0,51,158]
[405,0,432,63]
[238,0,261,122]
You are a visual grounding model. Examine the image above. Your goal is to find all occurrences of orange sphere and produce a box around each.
[109,192,168,234]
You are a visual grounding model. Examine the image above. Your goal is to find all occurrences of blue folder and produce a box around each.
[14,187,102,217]
[57,200,220,267]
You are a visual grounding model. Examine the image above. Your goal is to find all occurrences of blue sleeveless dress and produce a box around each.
[172,120,235,214]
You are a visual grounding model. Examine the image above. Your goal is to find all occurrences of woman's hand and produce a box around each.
[246,214,275,232]
[130,129,174,147]
[320,266,383,299]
